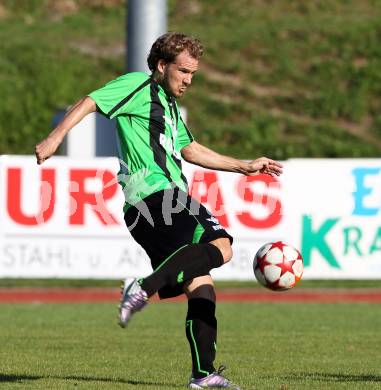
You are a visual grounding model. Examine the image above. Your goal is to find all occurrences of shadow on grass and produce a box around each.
[0,373,182,387]
[0,374,42,382]
[63,375,183,387]
[280,372,381,383]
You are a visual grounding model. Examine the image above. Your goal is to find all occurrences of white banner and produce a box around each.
[284,159,381,279]
[0,156,380,279]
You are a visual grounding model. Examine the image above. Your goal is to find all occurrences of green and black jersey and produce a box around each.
[88,72,194,211]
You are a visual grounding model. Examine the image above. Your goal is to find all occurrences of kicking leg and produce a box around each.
[119,239,229,328]
[139,239,229,297]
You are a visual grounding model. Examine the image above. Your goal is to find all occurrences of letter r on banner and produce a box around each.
[69,169,119,225]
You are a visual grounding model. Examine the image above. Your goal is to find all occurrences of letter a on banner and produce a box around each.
[190,171,229,227]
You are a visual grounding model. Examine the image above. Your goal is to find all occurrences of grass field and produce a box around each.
[1,300,380,389]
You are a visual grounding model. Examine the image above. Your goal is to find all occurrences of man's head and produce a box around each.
[148,33,203,98]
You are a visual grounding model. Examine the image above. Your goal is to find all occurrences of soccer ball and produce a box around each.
[253,241,303,291]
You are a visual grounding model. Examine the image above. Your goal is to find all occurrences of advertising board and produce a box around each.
[0,156,380,279]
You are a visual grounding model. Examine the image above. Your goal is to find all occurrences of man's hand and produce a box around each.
[182,142,283,177]
[246,157,283,177]
[35,136,61,165]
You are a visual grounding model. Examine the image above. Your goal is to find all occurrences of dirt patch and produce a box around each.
[1,288,381,304]
[71,42,124,58]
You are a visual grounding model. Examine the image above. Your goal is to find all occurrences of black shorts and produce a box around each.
[124,188,233,299]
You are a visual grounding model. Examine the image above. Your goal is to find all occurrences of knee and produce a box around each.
[184,275,216,301]
[210,238,233,264]
[221,244,233,263]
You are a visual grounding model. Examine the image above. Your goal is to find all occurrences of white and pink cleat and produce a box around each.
[118,277,148,328]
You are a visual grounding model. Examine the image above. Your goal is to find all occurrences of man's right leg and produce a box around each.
[139,242,225,297]
[140,237,232,297]
[119,240,228,328]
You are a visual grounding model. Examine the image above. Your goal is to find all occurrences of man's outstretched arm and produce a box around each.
[181,141,283,176]
[35,96,96,165]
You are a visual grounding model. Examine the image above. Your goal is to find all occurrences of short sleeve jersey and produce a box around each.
[88,72,194,211]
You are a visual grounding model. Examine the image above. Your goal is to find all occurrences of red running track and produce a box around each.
[0,288,381,303]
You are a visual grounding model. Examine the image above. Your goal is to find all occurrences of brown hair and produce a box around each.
[147,32,203,72]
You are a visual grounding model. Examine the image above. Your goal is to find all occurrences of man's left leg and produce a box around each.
[185,275,217,378]
[185,239,240,389]
[184,238,231,377]
[185,277,240,389]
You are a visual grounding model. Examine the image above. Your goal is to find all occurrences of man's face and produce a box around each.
[159,50,199,98]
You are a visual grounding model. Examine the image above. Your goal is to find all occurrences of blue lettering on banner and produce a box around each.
[352,167,380,216]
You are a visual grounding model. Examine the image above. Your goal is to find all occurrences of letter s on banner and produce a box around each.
[236,174,282,229]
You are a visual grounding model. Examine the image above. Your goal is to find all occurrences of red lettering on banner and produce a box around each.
[236,174,282,228]
[69,169,119,225]
[7,168,55,225]
[190,171,229,228]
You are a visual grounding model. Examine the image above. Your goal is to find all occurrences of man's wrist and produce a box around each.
[48,133,63,147]
[236,160,250,175]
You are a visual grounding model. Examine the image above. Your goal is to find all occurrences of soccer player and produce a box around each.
[35,33,283,389]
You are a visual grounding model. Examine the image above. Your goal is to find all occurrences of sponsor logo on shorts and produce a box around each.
[207,216,220,225]
[207,216,224,231]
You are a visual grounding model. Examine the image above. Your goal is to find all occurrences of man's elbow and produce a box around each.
[181,143,197,163]
[81,96,97,113]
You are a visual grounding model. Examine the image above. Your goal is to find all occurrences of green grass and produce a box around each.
[0,301,380,389]
[1,0,381,157]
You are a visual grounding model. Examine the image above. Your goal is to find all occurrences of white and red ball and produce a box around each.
[253,241,303,291]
